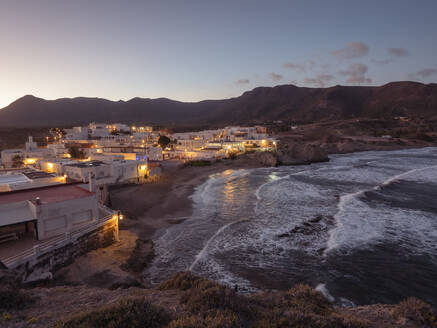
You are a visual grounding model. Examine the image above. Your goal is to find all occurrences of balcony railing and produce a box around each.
[0,205,117,269]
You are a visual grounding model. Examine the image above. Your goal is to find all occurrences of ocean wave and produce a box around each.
[324,164,437,256]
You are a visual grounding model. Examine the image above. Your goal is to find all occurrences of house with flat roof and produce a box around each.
[0,169,66,192]
[0,183,100,242]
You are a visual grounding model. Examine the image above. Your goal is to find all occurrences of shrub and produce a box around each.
[161,272,251,326]
[59,297,171,328]
[286,284,333,316]
[250,285,369,328]
[0,288,33,310]
[414,133,434,142]
[253,309,369,328]
[393,297,437,327]
[68,146,87,159]
[158,136,171,149]
[181,283,241,314]
[168,310,239,328]
[159,272,215,291]
[184,160,212,167]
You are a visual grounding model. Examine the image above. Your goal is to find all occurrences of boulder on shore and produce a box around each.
[276,140,329,165]
[252,151,278,167]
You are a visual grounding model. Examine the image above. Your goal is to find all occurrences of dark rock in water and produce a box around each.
[277,215,334,238]
[309,215,323,223]
[275,139,329,165]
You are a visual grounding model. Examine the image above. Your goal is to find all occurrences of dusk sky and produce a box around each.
[1,0,436,108]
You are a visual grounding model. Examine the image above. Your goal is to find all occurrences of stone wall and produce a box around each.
[16,219,118,283]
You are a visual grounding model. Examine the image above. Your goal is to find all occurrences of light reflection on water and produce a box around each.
[147,147,437,306]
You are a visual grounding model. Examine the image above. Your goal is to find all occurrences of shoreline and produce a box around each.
[53,158,266,288]
[53,144,436,288]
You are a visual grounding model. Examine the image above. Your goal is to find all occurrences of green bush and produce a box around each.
[58,297,171,328]
[184,160,212,167]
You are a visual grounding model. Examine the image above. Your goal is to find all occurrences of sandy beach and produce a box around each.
[52,140,437,288]
[54,158,264,287]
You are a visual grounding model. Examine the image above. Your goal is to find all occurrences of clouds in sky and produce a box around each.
[372,58,392,65]
[372,47,410,65]
[410,68,437,79]
[387,47,409,57]
[270,73,283,81]
[283,62,307,73]
[233,42,432,89]
[236,79,250,84]
[340,63,371,84]
[303,74,334,87]
[333,42,369,59]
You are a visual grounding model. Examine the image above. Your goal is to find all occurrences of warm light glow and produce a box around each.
[24,158,37,165]
[261,139,267,145]
[140,164,147,171]
[131,126,136,131]
[48,163,54,169]
[96,149,102,153]
[64,153,72,158]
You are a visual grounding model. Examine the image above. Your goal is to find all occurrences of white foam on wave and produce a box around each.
[316,283,356,307]
[316,283,335,302]
[379,165,437,187]
[324,164,437,256]
[189,217,250,270]
[255,172,291,201]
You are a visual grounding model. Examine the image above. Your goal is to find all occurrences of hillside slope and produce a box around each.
[0,82,436,127]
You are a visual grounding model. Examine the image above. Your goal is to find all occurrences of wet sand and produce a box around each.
[109,159,264,240]
[55,159,264,287]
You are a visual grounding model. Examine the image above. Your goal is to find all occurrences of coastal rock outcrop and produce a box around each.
[276,139,329,165]
[251,151,278,167]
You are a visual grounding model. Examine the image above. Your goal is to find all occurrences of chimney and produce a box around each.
[35,197,42,216]
[88,172,95,192]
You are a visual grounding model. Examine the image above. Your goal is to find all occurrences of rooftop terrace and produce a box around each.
[0,183,93,205]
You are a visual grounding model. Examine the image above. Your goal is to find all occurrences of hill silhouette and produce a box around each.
[0,81,436,127]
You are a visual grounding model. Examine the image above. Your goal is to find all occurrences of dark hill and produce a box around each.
[0,82,436,127]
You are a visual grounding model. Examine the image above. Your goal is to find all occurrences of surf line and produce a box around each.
[189,217,250,271]
[323,164,437,257]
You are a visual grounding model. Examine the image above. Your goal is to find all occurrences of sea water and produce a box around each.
[147,147,437,306]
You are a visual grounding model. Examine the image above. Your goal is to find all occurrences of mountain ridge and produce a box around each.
[1,81,436,127]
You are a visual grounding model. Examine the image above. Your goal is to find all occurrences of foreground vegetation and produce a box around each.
[52,272,437,328]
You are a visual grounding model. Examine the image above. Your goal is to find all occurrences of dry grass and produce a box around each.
[159,272,370,328]
[158,271,214,291]
[393,297,437,327]
[56,297,171,328]
[55,273,437,328]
